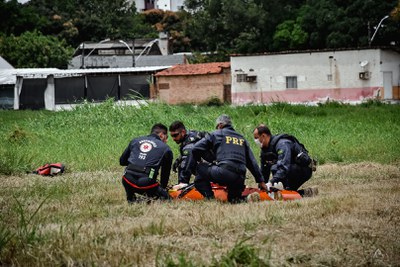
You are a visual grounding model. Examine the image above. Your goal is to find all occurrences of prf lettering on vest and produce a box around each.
[225,136,245,146]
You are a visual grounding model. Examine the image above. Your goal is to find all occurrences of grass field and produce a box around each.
[1,100,399,174]
[1,101,400,266]
[0,163,399,266]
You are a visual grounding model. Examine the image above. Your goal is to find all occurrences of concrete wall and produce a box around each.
[231,49,400,104]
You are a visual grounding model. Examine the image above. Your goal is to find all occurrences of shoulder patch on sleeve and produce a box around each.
[277,149,284,155]
[183,150,190,156]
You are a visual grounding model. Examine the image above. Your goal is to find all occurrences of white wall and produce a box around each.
[133,0,146,11]
[133,0,186,11]
[380,49,400,86]
[230,48,400,104]
[156,0,170,10]
[156,0,185,11]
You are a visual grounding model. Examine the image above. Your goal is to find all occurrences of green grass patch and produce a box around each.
[1,100,399,174]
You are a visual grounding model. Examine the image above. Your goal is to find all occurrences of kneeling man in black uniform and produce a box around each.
[120,123,173,203]
[188,115,267,203]
[253,124,318,197]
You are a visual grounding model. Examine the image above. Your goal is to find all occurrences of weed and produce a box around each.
[157,253,198,267]
[7,125,30,144]
[14,196,47,247]
[359,99,385,108]
[211,238,271,267]
[146,219,165,235]
[0,223,14,255]
[201,96,224,106]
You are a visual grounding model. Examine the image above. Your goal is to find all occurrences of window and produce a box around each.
[159,83,170,89]
[286,76,297,89]
[327,74,332,81]
[236,74,247,82]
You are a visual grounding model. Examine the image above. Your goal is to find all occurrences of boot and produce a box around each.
[301,186,319,197]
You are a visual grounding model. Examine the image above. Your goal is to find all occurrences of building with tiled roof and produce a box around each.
[153,62,231,104]
[155,62,230,76]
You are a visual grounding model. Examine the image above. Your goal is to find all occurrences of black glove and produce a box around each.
[172,158,180,173]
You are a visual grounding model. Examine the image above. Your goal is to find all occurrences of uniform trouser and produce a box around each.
[273,164,312,190]
[122,175,170,202]
[194,163,245,203]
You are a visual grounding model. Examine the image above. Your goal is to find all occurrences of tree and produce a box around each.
[185,0,307,54]
[0,0,48,36]
[142,9,190,52]
[392,0,400,20]
[0,31,73,68]
[26,0,151,47]
[273,20,308,50]
[298,0,399,48]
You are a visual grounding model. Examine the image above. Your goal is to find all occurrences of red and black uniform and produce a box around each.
[189,125,264,203]
[120,133,173,202]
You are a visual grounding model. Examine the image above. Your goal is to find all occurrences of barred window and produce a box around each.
[286,76,297,89]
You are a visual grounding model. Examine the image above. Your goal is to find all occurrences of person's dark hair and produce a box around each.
[169,121,186,132]
[151,123,168,135]
[256,124,271,136]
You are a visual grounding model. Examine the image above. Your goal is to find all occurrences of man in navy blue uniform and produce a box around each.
[120,123,173,203]
[189,115,267,203]
[169,121,210,189]
[253,124,318,197]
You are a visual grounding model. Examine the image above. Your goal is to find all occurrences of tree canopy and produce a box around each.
[0,0,399,67]
[0,30,73,68]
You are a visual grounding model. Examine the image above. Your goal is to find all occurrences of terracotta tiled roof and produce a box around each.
[155,62,230,76]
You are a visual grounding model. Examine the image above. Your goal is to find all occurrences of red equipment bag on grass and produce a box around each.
[33,163,65,176]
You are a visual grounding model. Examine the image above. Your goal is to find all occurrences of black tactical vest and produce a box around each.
[215,127,247,165]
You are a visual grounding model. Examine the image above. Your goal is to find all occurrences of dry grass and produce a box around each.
[0,163,399,266]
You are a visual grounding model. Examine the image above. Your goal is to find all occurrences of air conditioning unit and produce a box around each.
[246,75,257,83]
[359,71,370,80]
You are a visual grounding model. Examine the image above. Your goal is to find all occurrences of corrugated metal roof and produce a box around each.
[0,56,14,69]
[68,54,187,69]
[155,62,230,77]
[80,39,157,49]
[0,66,170,83]
[0,68,59,84]
[135,55,187,67]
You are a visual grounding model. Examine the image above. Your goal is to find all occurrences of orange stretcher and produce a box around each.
[168,183,302,202]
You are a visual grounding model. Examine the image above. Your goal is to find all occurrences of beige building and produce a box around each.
[153,62,231,104]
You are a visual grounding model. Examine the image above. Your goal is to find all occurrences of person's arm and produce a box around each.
[269,140,293,185]
[191,133,214,161]
[119,141,131,166]
[178,144,195,184]
[260,151,272,181]
[159,149,173,188]
[245,141,265,184]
